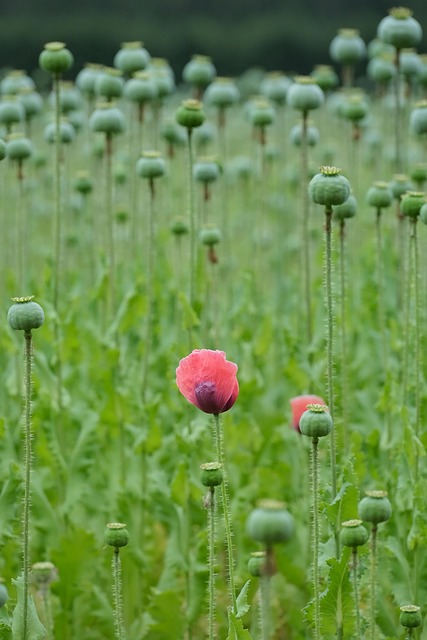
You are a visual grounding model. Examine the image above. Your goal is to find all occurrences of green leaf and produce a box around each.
[320,547,354,637]
[11,576,46,640]
[144,588,186,639]
[178,292,200,331]
[236,579,251,618]
[227,610,254,640]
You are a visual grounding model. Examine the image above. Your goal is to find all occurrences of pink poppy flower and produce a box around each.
[176,349,239,414]
[290,394,327,432]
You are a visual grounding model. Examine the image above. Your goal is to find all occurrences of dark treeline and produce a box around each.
[1,0,427,81]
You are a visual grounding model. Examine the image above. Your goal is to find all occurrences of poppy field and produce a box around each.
[1,6,427,640]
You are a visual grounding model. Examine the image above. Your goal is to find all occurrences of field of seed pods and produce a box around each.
[1,6,427,640]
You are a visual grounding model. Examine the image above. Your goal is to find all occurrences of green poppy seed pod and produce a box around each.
[341,93,369,123]
[299,403,333,438]
[31,562,57,587]
[171,216,189,236]
[249,99,275,128]
[200,461,223,487]
[204,77,240,109]
[176,99,206,129]
[287,76,324,113]
[124,72,157,104]
[390,174,413,199]
[366,181,393,208]
[73,170,93,195]
[49,81,82,113]
[399,605,422,629]
[1,70,35,95]
[358,490,392,524]
[183,55,216,90]
[367,55,396,84]
[0,138,6,161]
[333,194,357,220]
[161,119,186,146]
[193,157,220,183]
[148,58,175,98]
[67,110,85,132]
[136,150,166,179]
[310,65,339,92]
[104,522,129,548]
[290,121,319,147]
[420,202,427,225]
[340,519,369,548]
[309,166,351,206]
[75,63,102,98]
[247,551,266,577]
[400,49,422,79]
[6,133,33,161]
[0,581,8,607]
[329,29,367,65]
[44,119,75,144]
[0,96,25,127]
[95,67,124,99]
[260,71,291,105]
[410,163,427,186]
[200,225,221,246]
[410,101,427,136]
[114,41,151,75]
[377,7,422,50]
[39,41,74,75]
[7,296,44,331]
[19,89,43,119]
[401,191,426,218]
[246,500,294,545]
[89,103,125,135]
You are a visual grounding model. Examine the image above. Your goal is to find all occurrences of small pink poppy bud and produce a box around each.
[176,349,239,414]
[289,394,327,432]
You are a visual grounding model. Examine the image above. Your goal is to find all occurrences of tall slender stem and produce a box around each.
[53,73,62,311]
[187,129,196,312]
[141,178,156,401]
[394,49,402,173]
[370,526,378,640]
[207,486,216,640]
[112,548,125,640]
[375,208,387,369]
[352,548,362,640]
[212,414,237,613]
[311,437,320,640]
[106,133,116,318]
[325,207,337,500]
[339,221,349,455]
[22,330,33,640]
[301,111,312,346]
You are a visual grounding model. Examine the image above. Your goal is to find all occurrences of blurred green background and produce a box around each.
[1,0,427,79]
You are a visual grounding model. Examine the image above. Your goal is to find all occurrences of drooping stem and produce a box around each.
[324,207,337,500]
[212,414,237,613]
[112,548,126,640]
[311,437,320,640]
[352,548,362,640]
[22,330,33,640]
[370,525,378,640]
[207,486,216,640]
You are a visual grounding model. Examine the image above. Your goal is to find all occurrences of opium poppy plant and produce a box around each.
[290,394,327,432]
[176,349,239,414]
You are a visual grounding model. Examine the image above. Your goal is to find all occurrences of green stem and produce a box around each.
[375,208,387,370]
[141,178,156,401]
[112,548,126,640]
[212,414,237,614]
[40,586,53,640]
[370,525,378,640]
[394,49,403,173]
[22,330,33,640]
[187,128,196,313]
[260,573,271,640]
[207,486,216,640]
[411,218,421,445]
[106,133,116,319]
[53,72,62,312]
[352,548,362,640]
[324,207,337,503]
[301,111,312,347]
[312,437,320,640]
[339,220,349,456]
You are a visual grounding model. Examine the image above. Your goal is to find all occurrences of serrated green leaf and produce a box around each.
[236,579,251,618]
[320,547,354,637]
[11,576,46,640]
[227,610,254,640]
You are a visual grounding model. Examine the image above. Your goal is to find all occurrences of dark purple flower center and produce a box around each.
[195,381,221,413]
